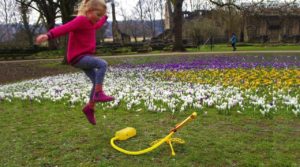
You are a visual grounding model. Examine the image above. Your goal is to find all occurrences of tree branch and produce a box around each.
[16,0,41,14]
[209,0,242,10]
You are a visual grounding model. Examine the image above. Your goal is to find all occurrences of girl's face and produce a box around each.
[86,4,106,24]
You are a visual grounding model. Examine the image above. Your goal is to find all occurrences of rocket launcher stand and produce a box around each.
[110,112,197,156]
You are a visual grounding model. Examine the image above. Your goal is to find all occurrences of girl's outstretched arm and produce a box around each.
[95,15,108,29]
[47,16,87,39]
[35,16,86,45]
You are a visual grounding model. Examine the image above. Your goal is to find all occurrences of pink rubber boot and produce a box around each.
[93,91,115,102]
[93,84,115,102]
[82,105,96,125]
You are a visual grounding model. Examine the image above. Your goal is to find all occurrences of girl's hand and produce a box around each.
[36,34,49,45]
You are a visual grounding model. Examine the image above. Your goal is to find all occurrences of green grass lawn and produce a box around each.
[187,44,300,52]
[0,101,299,166]
[22,44,300,60]
[1,53,299,166]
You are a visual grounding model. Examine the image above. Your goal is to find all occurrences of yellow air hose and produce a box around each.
[110,112,197,156]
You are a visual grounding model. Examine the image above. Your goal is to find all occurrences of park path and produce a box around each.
[1,50,300,64]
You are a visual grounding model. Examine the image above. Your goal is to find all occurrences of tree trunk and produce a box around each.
[19,2,34,47]
[137,0,146,41]
[46,21,58,50]
[134,36,137,43]
[60,0,77,23]
[166,0,174,30]
[17,0,59,49]
[172,0,185,51]
[111,2,122,43]
[59,0,77,64]
[33,0,59,50]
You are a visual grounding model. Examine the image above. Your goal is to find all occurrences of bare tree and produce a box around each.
[110,0,122,43]
[0,0,18,44]
[119,5,131,40]
[57,0,78,63]
[17,0,44,47]
[188,0,201,11]
[184,0,212,11]
[209,0,242,9]
[58,0,78,23]
[144,0,159,37]
[209,0,241,39]
[165,0,174,30]
[18,0,33,47]
[118,6,143,43]
[16,0,60,49]
[171,0,186,51]
[157,0,164,30]
[184,17,224,45]
[134,0,146,41]
[128,20,142,42]
[37,0,60,49]
[208,0,268,41]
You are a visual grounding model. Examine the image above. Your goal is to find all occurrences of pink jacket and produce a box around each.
[47,15,108,65]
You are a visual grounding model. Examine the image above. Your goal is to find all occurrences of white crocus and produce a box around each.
[0,67,298,116]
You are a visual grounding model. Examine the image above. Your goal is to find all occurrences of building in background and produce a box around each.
[244,6,300,43]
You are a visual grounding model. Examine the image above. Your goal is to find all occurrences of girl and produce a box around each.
[36,0,114,125]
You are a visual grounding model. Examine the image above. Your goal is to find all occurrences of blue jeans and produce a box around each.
[73,55,108,100]
[232,43,236,51]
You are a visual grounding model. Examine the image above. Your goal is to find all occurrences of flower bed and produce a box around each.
[0,55,299,116]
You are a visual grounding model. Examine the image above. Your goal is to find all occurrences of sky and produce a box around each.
[107,0,139,21]
[1,0,299,24]
[26,0,139,24]
[113,0,139,19]
[102,0,300,21]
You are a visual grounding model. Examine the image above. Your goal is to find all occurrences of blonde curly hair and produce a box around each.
[77,0,106,16]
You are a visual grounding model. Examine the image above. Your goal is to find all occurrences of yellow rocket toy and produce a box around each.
[110,112,197,156]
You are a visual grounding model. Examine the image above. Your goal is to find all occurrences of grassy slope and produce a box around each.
[6,44,300,61]
[1,54,299,166]
[187,44,300,52]
[0,101,299,167]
